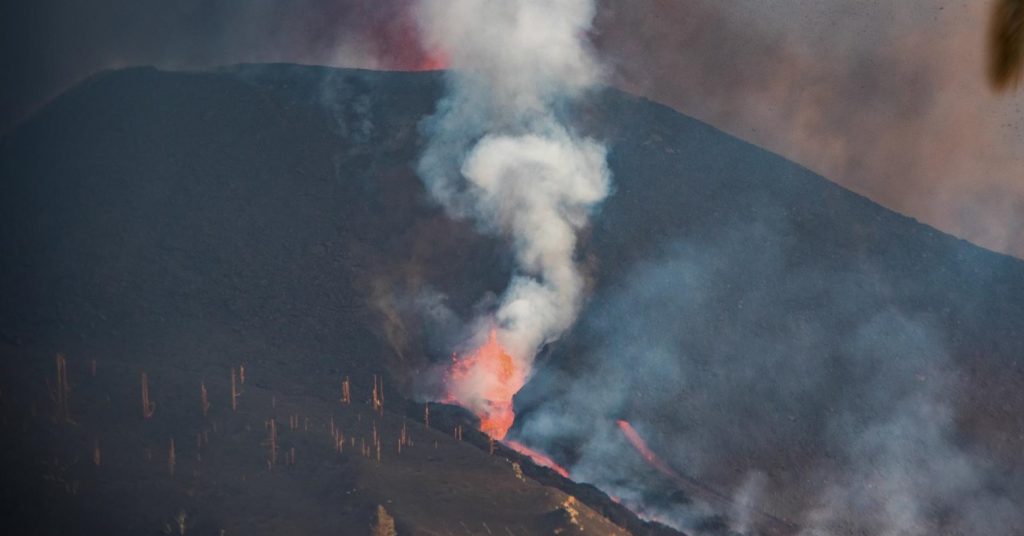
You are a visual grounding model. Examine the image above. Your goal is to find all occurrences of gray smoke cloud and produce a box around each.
[517,221,1024,534]
[414,0,610,427]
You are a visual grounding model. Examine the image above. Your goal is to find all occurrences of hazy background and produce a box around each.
[592,0,1024,260]
[2,0,1022,259]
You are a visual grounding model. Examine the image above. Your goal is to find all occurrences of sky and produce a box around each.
[593,0,1024,259]
[2,0,1022,258]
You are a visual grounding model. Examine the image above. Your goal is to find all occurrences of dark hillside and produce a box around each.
[1,64,1022,534]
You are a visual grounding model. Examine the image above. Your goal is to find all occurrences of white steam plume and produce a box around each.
[415,0,610,421]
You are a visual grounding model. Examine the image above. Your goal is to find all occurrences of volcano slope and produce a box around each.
[1,65,1023,535]
[0,66,675,536]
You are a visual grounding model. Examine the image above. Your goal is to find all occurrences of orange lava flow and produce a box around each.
[504,439,570,478]
[616,420,682,480]
[445,329,526,440]
[617,421,792,530]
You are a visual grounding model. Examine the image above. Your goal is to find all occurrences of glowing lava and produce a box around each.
[617,420,794,530]
[443,329,571,477]
[505,439,570,478]
[616,420,682,481]
[409,51,448,71]
[357,2,449,71]
[445,329,526,440]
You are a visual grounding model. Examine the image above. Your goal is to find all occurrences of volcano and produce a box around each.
[2,65,1023,534]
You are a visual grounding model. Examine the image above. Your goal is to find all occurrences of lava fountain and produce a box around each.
[444,328,571,477]
[444,328,525,440]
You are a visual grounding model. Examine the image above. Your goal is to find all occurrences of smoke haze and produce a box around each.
[4,1,1022,260]
[0,0,434,130]
[5,1,1024,533]
[593,0,1024,258]
[516,221,1024,534]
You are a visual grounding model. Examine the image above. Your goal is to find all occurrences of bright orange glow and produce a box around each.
[445,328,526,440]
[360,4,449,72]
[409,51,448,71]
[443,329,570,477]
[505,439,570,478]
[616,420,682,480]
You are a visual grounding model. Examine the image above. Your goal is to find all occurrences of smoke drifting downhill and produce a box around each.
[414,0,610,438]
[516,224,1024,534]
